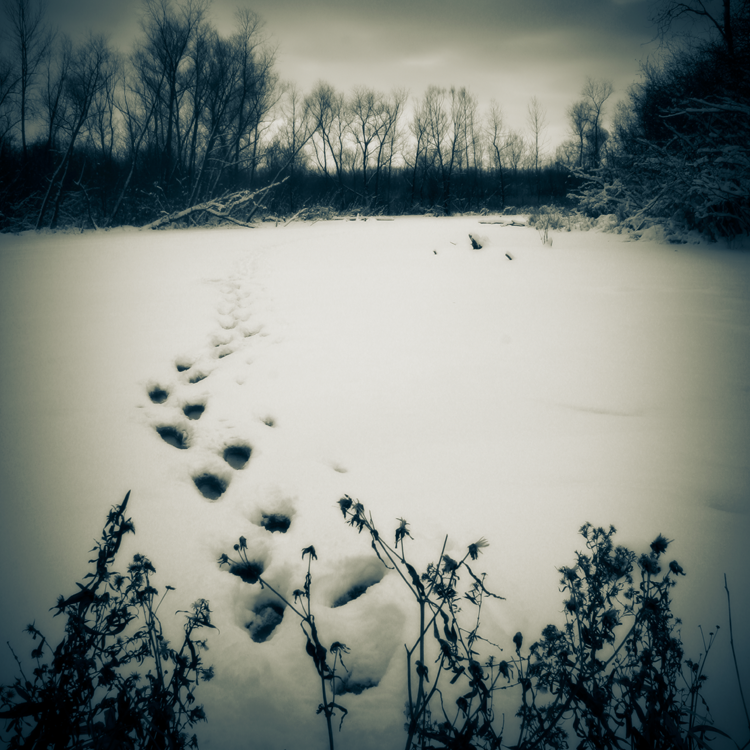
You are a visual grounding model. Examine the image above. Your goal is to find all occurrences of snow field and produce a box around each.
[0,217,749,749]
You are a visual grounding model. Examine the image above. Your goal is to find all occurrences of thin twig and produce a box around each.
[725,574,750,736]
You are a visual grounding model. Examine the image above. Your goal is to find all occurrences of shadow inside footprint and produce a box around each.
[260,513,291,533]
[156,425,189,449]
[246,601,284,643]
[330,560,386,608]
[148,387,169,404]
[336,676,379,695]
[224,445,251,470]
[193,473,227,500]
[183,404,205,420]
[189,372,208,384]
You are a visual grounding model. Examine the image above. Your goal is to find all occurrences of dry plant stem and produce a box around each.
[256,576,336,750]
[725,575,750,741]
[219,542,342,750]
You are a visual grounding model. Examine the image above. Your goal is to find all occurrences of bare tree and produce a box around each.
[527,95,547,202]
[419,85,472,213]
[372,88,406,209]
[306,81,352,199]
[3,0,54,159]
[189,28,256,205]
[86,47,121,218]
[581,77,613,166]
[566,99,589,167]
[229,8,279,187]
[486,99,508,206]
[272,82,314,211]
[36,34,115,228]
[39,34,72,152]
[135,0,209,186]
[0,56,20,149]
[406,92,429,206]
[653,0,739,56]
[453,86,479,208]
[348,85,384,197]
[108,59,167,226]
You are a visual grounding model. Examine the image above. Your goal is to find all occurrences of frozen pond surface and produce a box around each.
[1,217,749,748]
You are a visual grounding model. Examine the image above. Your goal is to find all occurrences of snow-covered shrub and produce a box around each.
[0,492,214,749]
[573,96,750,240]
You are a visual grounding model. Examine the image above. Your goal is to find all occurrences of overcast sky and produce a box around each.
[45,0,661,152]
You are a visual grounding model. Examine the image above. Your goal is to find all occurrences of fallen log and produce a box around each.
[142,177,288,230]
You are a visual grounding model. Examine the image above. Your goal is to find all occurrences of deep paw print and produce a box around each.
[155,424,191,450]
[223,443,252,470]
[322,556,387,609]
[245,597,285,642]
[248,491,296,535]
[183,401,205,420]
[193,470,230,500]
[219,545,286,642]
[148,385,170,404]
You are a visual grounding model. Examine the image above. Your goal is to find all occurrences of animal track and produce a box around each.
[259,513,291,533]
[246,600,285,642]
[327,557,386,608]
[211,332,233,347]
[175,356,194,373]
[193,472,228,500]
[142,262,270,508]
[155,425,190,449]
[223,444,252,470]
[148,386,169,404]
[183,403,205,420]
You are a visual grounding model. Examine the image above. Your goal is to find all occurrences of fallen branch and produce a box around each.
[141,177,288,230]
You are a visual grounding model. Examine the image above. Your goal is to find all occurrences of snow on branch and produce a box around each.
[141,178,288,230]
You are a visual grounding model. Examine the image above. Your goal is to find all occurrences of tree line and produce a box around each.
[0,0,581,230]
[1,0,747,236]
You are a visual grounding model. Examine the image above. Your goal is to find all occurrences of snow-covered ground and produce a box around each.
[1,217,748,749]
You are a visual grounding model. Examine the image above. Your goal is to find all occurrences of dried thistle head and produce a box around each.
[395,518,412,546]
[650,534,671,556]
[468,537,489,560]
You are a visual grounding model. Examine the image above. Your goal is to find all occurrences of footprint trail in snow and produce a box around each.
[139,253,401,689]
